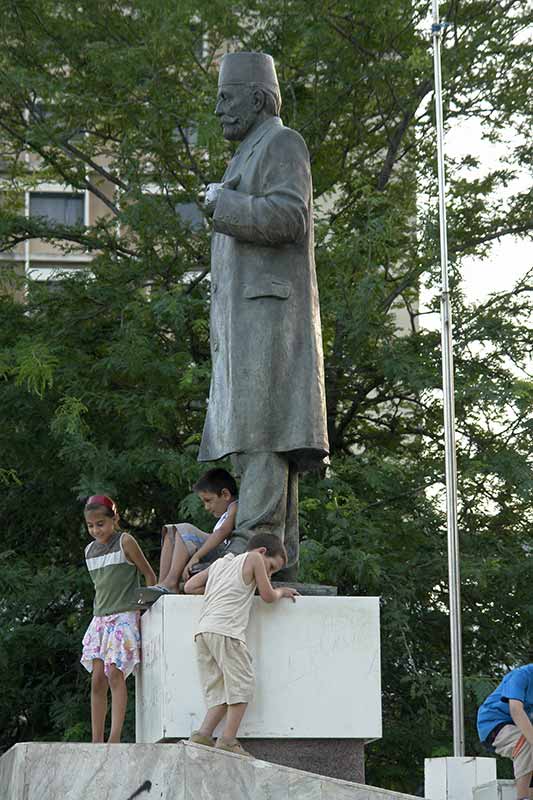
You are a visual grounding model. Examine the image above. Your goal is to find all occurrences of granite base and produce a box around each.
[1,741,420,800]
[243,738,365,783]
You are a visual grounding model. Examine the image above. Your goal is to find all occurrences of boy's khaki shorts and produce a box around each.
[493,724,533,778]
[195,632,254,708]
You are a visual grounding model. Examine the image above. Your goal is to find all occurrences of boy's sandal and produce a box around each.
[188,731,215,747]
[215,737,253,757]
[136,585,171,607]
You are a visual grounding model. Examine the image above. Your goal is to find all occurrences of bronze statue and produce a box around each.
[199,52,329,578]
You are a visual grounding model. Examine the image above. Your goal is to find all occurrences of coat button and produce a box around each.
[212,282,217,293]
[213,341,219,352]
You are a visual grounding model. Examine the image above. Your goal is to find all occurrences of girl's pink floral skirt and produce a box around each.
[81,611,141,679]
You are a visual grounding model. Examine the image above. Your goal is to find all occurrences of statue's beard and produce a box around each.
[221,112,256,141]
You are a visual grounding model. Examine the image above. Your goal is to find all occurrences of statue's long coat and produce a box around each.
[198,116,329,470]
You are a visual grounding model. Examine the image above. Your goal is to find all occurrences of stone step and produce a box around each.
[0,741,422,800]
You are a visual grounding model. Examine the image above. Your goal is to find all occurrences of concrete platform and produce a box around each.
[424,757,497,800]
[473,780,515,800]
[0,741,423,800]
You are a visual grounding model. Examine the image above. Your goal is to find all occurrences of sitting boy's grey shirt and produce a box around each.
[195,553,255,644]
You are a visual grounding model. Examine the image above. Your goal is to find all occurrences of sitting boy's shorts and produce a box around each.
[162,525,227,561]
[195,632,254,707]
[493,724,533,778]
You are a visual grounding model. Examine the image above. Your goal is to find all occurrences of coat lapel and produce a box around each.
[223,116,283,180]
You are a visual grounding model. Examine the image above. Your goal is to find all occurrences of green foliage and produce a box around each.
[0,0,532,793]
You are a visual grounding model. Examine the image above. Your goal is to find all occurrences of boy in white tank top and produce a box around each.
[184,532,298,756]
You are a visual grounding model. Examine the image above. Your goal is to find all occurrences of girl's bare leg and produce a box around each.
[107,665,127,743]
[91,659,108,743]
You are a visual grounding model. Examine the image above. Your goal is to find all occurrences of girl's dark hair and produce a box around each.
[193,468,237,497]
[246,532,287,565]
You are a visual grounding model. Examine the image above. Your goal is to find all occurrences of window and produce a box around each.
[29,192,84,226]
[26,279,65,301]
[25,264,91,303]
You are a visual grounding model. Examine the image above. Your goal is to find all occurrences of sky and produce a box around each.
[419,10,532,311]
[449,120,530,303]
[420,116,531,328]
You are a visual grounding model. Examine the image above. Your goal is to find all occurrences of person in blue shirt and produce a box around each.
[477,665,533,800]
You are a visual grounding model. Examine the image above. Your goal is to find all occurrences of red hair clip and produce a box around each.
[85,495,118,515]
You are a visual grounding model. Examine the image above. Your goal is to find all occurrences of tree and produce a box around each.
[0,0,532,792]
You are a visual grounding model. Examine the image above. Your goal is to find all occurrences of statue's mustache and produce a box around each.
[221,116,239,125]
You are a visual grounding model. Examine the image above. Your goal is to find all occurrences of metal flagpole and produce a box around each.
[431,0,465,757]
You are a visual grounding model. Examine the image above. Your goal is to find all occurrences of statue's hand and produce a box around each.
[204,175,241,217]
[204,182,223,216]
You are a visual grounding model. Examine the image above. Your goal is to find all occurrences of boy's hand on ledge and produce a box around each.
[182,555,200,582]
[277,586,299,603]
[184,567,209,595]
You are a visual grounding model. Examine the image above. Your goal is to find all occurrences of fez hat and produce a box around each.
[218,52,280,94]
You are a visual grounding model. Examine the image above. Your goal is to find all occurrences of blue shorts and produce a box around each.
[181,533,207,549]
[162,525,227,562]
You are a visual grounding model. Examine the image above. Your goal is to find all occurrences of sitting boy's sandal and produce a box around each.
[215,737,253,757]
[136,585,171,607]
[188,731,215,747]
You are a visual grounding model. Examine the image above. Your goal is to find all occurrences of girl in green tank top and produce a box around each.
[80,495,156,743]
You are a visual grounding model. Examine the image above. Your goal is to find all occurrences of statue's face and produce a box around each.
[215,84,258,141]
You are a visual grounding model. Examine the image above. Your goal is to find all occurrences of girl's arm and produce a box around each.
[184,568,209,595]
[182,502,238,579]
[122,533,156,586]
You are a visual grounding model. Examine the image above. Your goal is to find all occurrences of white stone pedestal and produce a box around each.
[135,595,381,781]
[424,756,497,800]
[136,595,381,742]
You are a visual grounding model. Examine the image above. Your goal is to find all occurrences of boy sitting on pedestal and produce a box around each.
[184,532,298,755]
[142,469,238,602]
[478,664,533,800]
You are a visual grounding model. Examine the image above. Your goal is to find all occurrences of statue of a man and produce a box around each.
[199,51,329,579]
